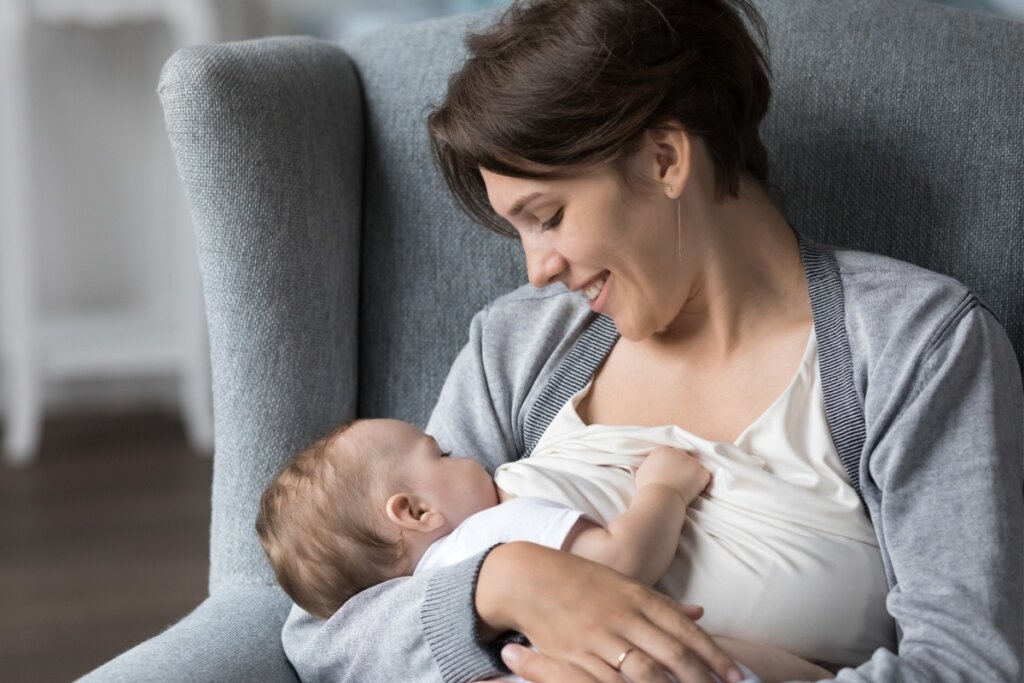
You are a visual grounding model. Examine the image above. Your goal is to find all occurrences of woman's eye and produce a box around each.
[541,208,563,231]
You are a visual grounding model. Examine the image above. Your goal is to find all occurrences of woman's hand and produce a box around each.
[476,543,745,683]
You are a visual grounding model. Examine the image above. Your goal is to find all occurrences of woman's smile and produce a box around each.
[578,269,610,300]
[586,271,612,313]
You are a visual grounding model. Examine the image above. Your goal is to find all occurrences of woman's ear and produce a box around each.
[644,122,692,199]
[384,493,446,533]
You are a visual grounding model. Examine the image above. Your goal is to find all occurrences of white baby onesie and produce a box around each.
[413,495,588,574]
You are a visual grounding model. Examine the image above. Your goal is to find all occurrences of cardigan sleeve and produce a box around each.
[426,304,520,472]
[282,548,506,682]
[281,306,523,683]
[833,302,1023,682]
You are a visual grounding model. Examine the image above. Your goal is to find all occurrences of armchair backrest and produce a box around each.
[342,9,523,428]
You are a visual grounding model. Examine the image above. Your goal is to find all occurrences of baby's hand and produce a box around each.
[635,446,711,506]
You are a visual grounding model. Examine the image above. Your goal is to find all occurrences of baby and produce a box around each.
[256,418,834,683]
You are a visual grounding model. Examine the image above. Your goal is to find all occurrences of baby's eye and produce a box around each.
[541,208,563,231]
[440,451,452,458]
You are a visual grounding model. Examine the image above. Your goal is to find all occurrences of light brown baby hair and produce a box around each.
[255,420,409,619]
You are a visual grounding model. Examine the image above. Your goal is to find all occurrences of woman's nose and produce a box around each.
[523,236,566,288]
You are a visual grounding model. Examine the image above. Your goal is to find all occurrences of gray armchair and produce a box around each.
[81,0,1022,680]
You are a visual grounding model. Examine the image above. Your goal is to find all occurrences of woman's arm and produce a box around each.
[477,542,747,683]
[282,534,748,683]
[283,550,509,682]
[841,304,1023,682]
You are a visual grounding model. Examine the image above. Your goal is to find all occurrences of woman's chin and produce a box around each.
[612,317,656,342]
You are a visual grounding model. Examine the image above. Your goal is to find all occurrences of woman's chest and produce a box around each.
[577,322,813,443]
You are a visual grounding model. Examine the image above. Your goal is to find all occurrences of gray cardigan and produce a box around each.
[282,235,1024,682]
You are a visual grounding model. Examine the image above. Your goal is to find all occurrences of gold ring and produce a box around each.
[614,647,636,671]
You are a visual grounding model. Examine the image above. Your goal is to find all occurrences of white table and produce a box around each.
[1,0,218,465]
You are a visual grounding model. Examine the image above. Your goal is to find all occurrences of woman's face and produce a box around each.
[480,148,699,341]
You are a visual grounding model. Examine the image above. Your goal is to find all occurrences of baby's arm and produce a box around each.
[714,636,836,682]
[561,446,709,586]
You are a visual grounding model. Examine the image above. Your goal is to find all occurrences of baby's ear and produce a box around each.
[384,493,446,533]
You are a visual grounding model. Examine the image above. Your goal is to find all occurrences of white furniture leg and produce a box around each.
[1,0,43,466]
[1,0,220,465]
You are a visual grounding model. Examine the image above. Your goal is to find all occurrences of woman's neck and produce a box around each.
[650,178,810,359]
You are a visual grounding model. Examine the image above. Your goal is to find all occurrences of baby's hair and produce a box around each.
[255,419,408,619]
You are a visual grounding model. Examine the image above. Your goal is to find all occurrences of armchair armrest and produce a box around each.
[78,586,297,682]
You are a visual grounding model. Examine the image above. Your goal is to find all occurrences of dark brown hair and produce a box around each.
[426,0,773,237]
[255,420,408,619]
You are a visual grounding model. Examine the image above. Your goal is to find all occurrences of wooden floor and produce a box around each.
[0,413,211,682]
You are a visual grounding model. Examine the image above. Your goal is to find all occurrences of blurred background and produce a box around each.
[0,0,1020,680]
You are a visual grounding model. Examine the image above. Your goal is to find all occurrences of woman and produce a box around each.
[282,1,1024,681]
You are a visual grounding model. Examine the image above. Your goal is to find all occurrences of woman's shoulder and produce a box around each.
[441,284,597,459]
[477,282,593,340]
[831,247,971,298]
[487,281,589,311]
[462,283,596,396]
[822,244,1006,393]
[829,246,987,332]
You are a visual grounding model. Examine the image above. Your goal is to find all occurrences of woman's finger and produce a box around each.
[502,644,603,683]
[587,637,673,683]
[631,594,742,683]
[677,603,704,621]
[614,647,712,683]
[579,651,641,683]
[616,645,721,683]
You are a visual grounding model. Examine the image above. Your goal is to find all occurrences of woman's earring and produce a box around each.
[676,199,682,262]
[666,186,681,262]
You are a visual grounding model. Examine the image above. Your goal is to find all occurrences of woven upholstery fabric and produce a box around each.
[342,11,526,426]
[158,37,363,592]
[79,587,296,682]
[84,0,1021,680]
[758,0,1023,366]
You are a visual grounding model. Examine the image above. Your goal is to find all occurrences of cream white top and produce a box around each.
[493,325,896,667]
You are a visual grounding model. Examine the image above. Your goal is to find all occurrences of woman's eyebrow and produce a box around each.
[509,192,545,217]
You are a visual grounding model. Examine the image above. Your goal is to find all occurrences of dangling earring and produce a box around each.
[666,185,681,262]
[676,198,682,262]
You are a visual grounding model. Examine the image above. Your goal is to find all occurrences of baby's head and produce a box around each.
[256,418,497,619]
